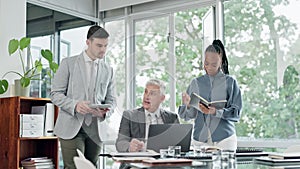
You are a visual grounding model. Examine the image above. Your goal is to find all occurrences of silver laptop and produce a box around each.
[146,124,193,153]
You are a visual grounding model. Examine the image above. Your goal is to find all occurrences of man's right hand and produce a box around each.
[75,101,96,115]
[129,138,145,152]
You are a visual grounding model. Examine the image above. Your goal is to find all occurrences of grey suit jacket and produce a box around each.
[50,52,116,139]
[115,107,179,152]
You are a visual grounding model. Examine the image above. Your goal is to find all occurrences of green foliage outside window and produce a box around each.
[106,0,300,139]
[224,0,300,139]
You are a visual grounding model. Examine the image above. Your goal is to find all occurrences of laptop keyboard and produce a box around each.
[236,148,263,153]
[173,152,212,160]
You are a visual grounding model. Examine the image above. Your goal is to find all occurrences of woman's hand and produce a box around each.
[199,103,216,115]
[182,92,191,106]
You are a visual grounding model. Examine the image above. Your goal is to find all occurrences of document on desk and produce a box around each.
[112,156,155,162]
[268,152,300,159]
[142,158,193,164]
[255,157,300,166]
[236,152,269,157]
[110,152,160,157]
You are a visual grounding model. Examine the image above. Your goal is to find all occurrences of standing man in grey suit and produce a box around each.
[116,79,179,152]
[50,25,116,169]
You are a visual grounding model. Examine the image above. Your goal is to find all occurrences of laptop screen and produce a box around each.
[146,124,193,153]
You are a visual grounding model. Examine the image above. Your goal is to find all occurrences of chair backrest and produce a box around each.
[285,145,300,153]
[73,157,97,169]
[76,149,85,159]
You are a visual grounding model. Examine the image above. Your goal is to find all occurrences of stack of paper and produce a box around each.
[142,158,193,164]
[110,151,160,157]
[21,157,54,169]
[110,152,160,163]
[268,152,300,159]
[255,152,300,166]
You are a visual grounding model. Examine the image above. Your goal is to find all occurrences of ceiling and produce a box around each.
[27,3,94,37]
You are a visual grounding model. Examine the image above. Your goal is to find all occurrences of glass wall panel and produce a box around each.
[224,0,300,139]
[30,36,52,98]
[103,20,126,141]
[60,23,126,142]
[135,16,170,109]
[60,26,90,61]
[174,7,211,107]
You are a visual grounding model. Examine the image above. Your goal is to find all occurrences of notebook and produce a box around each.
[146,124,193,153]
[255,157,300,166]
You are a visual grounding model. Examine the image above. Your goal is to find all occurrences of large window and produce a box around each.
[28,0,300,150]
[118,0,300,143]
[174,7,211,108]
[135,16,171,109]
[103,20,126,141]
[30,36,52,98]
[60,26,90,60]
[224,0,300,139]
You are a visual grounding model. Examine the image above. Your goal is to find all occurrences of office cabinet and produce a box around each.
[0,96,58,169]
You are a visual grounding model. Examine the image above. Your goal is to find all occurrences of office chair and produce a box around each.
[74,149,97,169]
[74,157,97,169]
[76,149,86,159]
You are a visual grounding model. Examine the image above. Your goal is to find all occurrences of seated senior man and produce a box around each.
[116,79,179,152]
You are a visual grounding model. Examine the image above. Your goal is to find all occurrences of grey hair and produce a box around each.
[146,79,166,95]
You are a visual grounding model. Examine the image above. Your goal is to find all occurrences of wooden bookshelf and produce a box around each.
[0,96,59,169]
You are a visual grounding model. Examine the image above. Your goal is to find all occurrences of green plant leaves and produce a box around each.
[20,77,30,87]
[8,37,31,55]
[8,39,19,55]
[0,80,9,94]
[41,49,53,62]
[2,37,58,95]
[41,49,58,73]
[50,62,59,73]
[35,60,43,73]
[19,37,30,50]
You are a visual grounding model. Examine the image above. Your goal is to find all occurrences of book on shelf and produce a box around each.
[44,103,55,136]
[190,92,227,110]
[21,157,54,169]
[31,103,55,136]
[22,165,55,169]
[31,106,46,115]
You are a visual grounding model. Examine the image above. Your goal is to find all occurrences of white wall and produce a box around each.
[0,0,26,97]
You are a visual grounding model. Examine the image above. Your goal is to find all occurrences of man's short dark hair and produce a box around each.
[87,25,110,39]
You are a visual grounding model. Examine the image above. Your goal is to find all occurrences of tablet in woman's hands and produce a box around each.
[89,104,111,109]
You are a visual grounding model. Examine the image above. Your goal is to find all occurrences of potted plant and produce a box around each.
[0,37,58,96]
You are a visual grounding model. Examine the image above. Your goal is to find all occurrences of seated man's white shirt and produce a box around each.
[145,108,163,146]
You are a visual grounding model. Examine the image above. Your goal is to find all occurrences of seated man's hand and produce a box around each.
[129,138,145,152]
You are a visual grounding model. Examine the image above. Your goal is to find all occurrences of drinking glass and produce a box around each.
[160,149,169,158]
